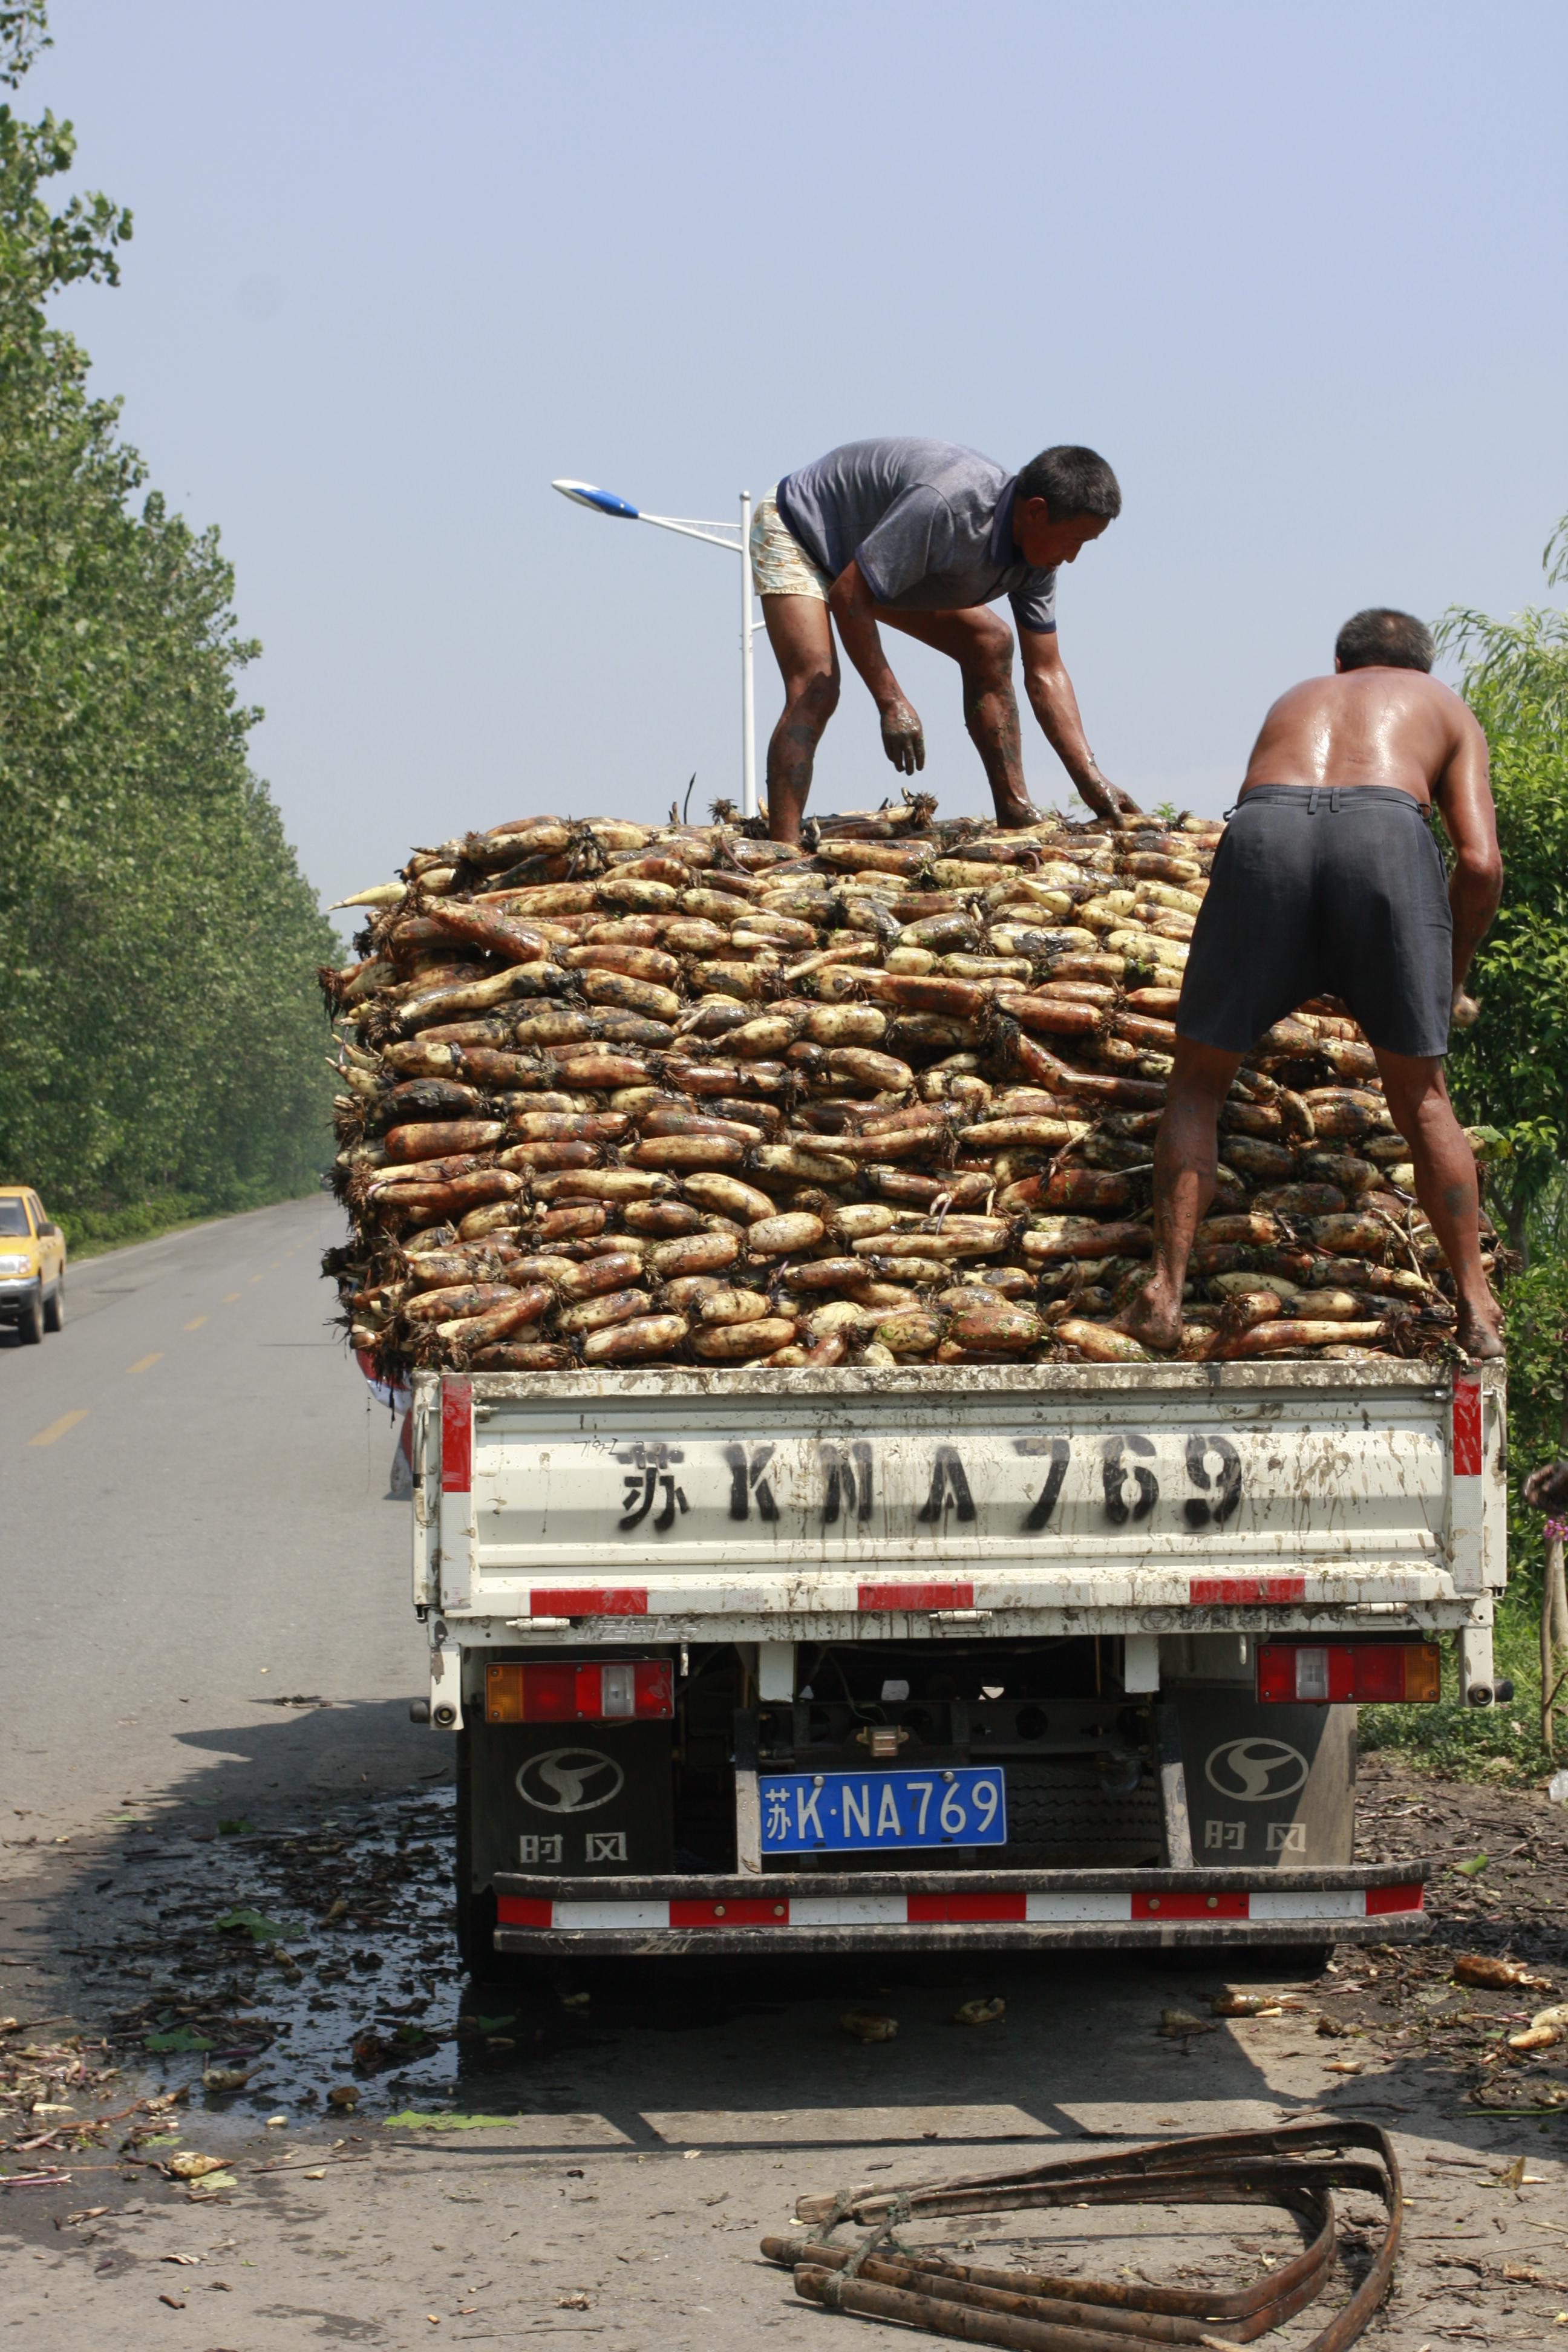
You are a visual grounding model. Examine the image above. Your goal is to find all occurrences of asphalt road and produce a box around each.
[3,1208,1565,2347]
[1,1197,432,1854]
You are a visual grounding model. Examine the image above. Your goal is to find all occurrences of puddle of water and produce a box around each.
[54,1786,987,2137]
[61,1788,471,2126]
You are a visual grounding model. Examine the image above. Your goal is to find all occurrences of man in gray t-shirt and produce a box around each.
[751,438,1137,842]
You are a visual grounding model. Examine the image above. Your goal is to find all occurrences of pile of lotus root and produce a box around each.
[321,797,1497,1379]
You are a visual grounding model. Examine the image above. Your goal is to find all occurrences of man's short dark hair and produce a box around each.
[1334,608,1434,673]
[1016,445,1122,522]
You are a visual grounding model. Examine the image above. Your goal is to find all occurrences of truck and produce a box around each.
[408,1353,1508,1968]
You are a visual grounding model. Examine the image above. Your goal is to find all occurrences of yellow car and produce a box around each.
[0,1184,67,1344]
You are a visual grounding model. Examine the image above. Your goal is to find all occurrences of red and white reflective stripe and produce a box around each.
[440,1379,472,1493]
[858,1581,973,1612]
[491,1571,1449,1618]
[1452,1373,1483,1477]
[496,1882,1424,1932]
[439,1379,475,1609]
[530,1587,647,1618]
[1188,1576,1306,1606]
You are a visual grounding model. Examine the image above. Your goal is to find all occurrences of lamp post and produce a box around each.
[552,479,765,820]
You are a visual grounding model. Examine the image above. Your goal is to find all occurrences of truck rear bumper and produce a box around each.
[491,1862,1428,1955]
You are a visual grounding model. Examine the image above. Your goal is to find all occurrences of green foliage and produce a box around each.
[1501,1250,1568,1475]
[0,8,50,87]
[1359,1580,1548,1783]
[1440,517,1568,748]
[0,14,336,1224]
[212,1906,293,1942]
[1365,536,1568,1782]
[1439,519,1568,1235]
[1362,1254,1568,1784]
[55,1188,215,1259]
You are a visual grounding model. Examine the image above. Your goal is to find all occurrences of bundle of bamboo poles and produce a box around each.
[320,796,1494,1382]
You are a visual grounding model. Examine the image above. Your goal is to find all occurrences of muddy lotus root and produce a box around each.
[321,798,1495,1378]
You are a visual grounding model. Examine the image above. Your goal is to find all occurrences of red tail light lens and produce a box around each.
[1256,1642,1441,1705]
[485,1659,674,1724]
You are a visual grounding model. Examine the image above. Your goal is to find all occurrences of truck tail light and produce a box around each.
[1257,1642,1441,1705]
[485,1659,673,1725]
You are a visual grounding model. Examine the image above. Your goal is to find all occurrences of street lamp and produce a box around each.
[552,479,765,819]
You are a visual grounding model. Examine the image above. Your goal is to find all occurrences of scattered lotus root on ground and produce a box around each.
[321,797,1497,1382]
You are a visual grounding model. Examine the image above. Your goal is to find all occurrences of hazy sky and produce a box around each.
[32,2,1568,915]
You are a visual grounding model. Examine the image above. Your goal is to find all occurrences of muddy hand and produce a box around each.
[1077,770,1140,825]
[880,699,925,776]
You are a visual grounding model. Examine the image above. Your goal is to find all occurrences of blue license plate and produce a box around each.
[759,1767,1007,1854]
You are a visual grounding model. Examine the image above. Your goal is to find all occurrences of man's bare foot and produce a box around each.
[1114,1280,1183,1353]
[1455,1299,1504,1360]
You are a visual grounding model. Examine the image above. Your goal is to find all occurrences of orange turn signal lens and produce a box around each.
[485,1659,673,1725]
[1400,1644,1442,1702]
[1257,1641,1442,1705]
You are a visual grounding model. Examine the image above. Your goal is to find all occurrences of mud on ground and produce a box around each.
[1,1754,1566,2349]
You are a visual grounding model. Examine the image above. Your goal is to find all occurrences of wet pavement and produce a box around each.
[2,1759,1566,2348]
[5,1204,1568,2344]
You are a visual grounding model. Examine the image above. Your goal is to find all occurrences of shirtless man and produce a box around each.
[1121,607,1504,1360]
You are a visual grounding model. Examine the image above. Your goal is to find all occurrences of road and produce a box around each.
[1,1196,431,1850]
[2,1206,1565,2347]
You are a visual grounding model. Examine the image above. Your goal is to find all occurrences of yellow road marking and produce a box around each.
[184,1316,208,1331]
[126,1353,163,1375]
[29,1410,88,1448]
[249,1274,263,1285]
[222,1291,240,1304]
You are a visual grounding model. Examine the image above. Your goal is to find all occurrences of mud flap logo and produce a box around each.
[1203,1736,1308,1803]
[516,1748,626,1814]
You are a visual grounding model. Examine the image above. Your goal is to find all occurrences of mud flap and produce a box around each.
[467,1716,675,1887]
[1173,1691,1354,1867]
[1154,1704,1194,1866]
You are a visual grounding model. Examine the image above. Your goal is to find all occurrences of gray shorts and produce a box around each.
[1176,784,1454,1060]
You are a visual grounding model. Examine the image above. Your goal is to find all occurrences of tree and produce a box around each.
[1437,519,1568,1256]
[1439,527,1568,1751]
[0,7,336,1230]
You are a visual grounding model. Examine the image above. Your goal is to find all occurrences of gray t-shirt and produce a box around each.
[775,438,1058,632]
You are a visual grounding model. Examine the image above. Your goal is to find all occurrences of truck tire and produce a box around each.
[44,1279,64,1333]
[453,1729,498,1975]
[16,1289,43,1345]
[1002,1761,1164,1869]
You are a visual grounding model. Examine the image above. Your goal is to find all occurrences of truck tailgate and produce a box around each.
[419,1359,1503,1632]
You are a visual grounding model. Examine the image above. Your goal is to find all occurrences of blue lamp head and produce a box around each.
[552,479,640,520]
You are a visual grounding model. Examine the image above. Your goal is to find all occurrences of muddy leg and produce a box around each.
[1373,1048,1502,1358]
[959,616,1031,827]
[762,594,840,844]
[880,604,1034,827]
[1119,1037,1242,1350]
